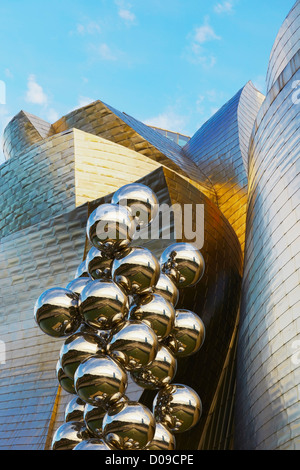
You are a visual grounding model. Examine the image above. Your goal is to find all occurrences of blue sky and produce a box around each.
[0,0,296,163]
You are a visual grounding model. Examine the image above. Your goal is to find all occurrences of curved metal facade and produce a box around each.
[235,50,300,450]
[266,0,300,92]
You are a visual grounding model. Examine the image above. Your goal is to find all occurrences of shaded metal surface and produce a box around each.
[266,0,300,92]
[235,50,300,450]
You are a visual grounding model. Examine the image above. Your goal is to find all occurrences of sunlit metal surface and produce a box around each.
[153,272,179,307]
[83,403,106,437]
[266,1,300,92]
[65,396,85,423]
[73,438,113,450]
[51,422,87,450]
[85,247,113,281]
[235,49,300,450]
[145,422,176,450]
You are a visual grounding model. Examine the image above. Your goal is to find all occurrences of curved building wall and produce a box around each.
[266,0,300,92]
[183,81,265,251]
[235,51,300,450]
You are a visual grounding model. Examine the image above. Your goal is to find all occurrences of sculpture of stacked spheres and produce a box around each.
[34,182,206,451]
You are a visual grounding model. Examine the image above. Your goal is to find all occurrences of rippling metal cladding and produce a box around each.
[102,401,156,450]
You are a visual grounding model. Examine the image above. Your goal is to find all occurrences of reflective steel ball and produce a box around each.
[34,287,81,338]
[171,309,205,357]
[107,320,158,371]
[129,293,175,340]
[112,247,160,295]
[86,203,135,255]
[153,273,179,307]
[66,277,92,297]
[75,261,90,279]
[51,422,87,450]
[111,183,159,228]
[85,247,113,280]
[153,384,202,433]
[102,401,156,450]
[65,397,86,423]
[73,438,113,450]
[74,355,128,407]
[130,345,177,390]
[160,243,205,288]
[79,280,129,330]
[83,403,107,438]
[146,423,176,451]
[56,359,76,395]
[59,330,104,379]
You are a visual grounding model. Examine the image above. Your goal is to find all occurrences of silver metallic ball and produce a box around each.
[84,403,107,438]
[34,288,81,338]
[153,384,202,433]
[111,183,159,227]
[130,345,177,390]
[112,247,160,295]
[129,293,175,340]
[66,277,93,297]
[75,261,90,279]
[51,422,87,450]
[59,331,104,379]
[79,280,129,330]
[56,359,76,395]
[74,355,128,407]
[86,203,135,255]
[171,309,205,357]
[73,438,113,450]
[102,401,156,450]
[85,247,113,280]
[65,397,86,423]
[107,320,158,371]
[153,273,179,307]
[160,243,205,288]
[146,423,176,450]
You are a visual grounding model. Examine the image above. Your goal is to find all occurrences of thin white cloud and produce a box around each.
[78,96,95,108]
[214,1,235,14]
[144,107,188,134]
[0,106,13,163]
[97,43,118,61]
[118,9,136,23]
[46,108,59,123]
[25,75,48,106]
[183,17,220,67]
[194,22,221,44]
[76,21,101,35]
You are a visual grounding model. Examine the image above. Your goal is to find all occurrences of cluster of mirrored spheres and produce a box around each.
[34,183,206,451]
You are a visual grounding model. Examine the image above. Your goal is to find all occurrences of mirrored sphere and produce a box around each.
[146,423,176,451]
[86,203,135,255]
[34,288,81,338]
[86,247,113,280]
[111,183,159,228]
[171,309,205,357]
[75,261,90,279]
[59,331,103,379]
[51,422,86,450]
[56,359,76,395]
[112,247,160,295]
[73,439,113,450]
[79,280,129,330]
[102,401,156,450]
[129,293,175,340]
[107,320,158,371]
[74,355,128,407]
[153,273,179,307]
[160,243,205,288]
[130,345,177,390]
[84,403,107,437]
[153,384,202,433]
[65,397,86,423]
[66,277,93,297]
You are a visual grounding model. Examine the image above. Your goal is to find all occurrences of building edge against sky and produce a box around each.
[0,1,299,450]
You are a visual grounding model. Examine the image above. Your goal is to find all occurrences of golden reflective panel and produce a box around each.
[34,287,81,338]
[130,345,177,390]
[86,203,135,255]
[74,355,128,407]
[102,401,156,450]
[153,384,202,434]
[79,280,129,330]
[112,247,160,295]
[107,320,159,371]
[129,293,175,340]
[160,243,205,288]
